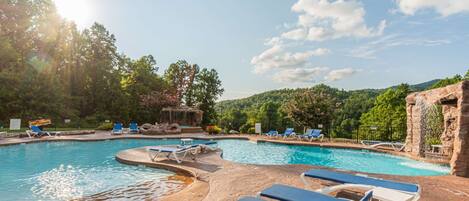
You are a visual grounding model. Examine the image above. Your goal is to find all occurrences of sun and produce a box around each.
[54,0,91,28]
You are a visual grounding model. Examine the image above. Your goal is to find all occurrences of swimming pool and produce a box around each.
[0,139,194,201]
[216,139,450,176]
[0,138,450,200]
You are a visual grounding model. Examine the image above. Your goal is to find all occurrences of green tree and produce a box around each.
[360,84,410,141]
[121,55,167,123]
[257,101,281,132]
[283,88,338,132]
[80,23,126,122]
[429,75,463,89]
[193,68,224,126]
[219,109,247,131]
[164,60,199,106]
[334,92,375,138]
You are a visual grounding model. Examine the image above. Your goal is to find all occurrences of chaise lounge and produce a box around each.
[26,126,52,138]
[301,169,420,201]
[361,140,407,152]
[265,130,278,137]
[112,123,123,135]
[129,122,139,134]
[239,184,373,201]
[278,128,295,139]
[299,129,324,142]
[147,141,217,163]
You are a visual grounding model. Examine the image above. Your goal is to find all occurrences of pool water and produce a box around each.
[216,140,450,176]
[0,139,199,201]
[0,138,450,200]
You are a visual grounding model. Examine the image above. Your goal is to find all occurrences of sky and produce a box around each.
[53,0,469,100]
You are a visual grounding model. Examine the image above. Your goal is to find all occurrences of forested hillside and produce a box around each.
[216,80,438,115]
[215,78,460,141]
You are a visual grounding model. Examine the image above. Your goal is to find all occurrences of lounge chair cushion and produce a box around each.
[304,169,419,193]
[149,146,190,153]
[238,196,264,201]
[261,184,343,201]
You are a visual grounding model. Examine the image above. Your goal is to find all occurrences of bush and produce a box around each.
[247,127,256,134]
[239,123,251,134]
[206,125,222,134]
[96,122,114,130]
[426,137,441,146]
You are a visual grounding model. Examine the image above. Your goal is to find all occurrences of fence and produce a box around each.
[329,124,407,143]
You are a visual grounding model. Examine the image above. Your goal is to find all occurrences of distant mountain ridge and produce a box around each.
[216,79,440,112]
[391,79,440,91]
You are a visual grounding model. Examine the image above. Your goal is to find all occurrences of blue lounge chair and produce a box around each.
[265,130,278,137]
[301,129,324,142]
[129,122,139,133]
[297,128,313,139]
[112,123,123,135]
[278,128,295,139]
[258,184,373,201]
[26,126,52,138]
[301,169,420,201]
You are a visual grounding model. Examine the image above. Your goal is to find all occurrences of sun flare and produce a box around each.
[54,0,91,28]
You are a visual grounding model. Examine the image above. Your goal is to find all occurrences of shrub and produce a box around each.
[426,137,441,146]
[96,122,114,130]
[247,127,256,134]
[239,123,251,134]
[206,125,222,134]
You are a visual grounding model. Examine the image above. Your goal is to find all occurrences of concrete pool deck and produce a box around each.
[1,132,469,200]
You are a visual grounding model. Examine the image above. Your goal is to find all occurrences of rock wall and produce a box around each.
[405,81,469,177]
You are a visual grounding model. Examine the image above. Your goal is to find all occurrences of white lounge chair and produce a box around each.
[147,146,198,163]
[301,169,420,201]
[362,140,407,152]
[147,141,217,163]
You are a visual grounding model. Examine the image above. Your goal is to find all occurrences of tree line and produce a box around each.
[0,0,223,128]
[217,70,469,141]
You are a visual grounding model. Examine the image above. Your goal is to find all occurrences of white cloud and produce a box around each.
[397,0,469,16]
[281,28,307,40]
[324,68,359,81]
[311,48,331,56]
[281,0,386,41]
[349,34,452,59]
[250,45,330,74]
[273,67,329,83]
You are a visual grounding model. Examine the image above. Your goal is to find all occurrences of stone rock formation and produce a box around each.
[140,122,181,135]
[405,81,469,177]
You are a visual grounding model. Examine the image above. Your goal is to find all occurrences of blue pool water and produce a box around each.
[216,140,450,176]
[0,139,450,200]
[0,139,197,201]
